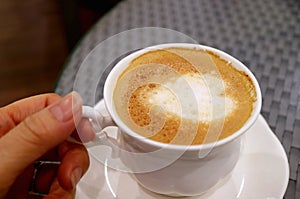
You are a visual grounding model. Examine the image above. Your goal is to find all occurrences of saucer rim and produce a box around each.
[257,115,289,199]
[76,114,290,199]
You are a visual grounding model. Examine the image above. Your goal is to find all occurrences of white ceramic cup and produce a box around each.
[79,43,262,196]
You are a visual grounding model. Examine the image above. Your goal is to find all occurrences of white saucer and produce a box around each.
[76,115,289,199]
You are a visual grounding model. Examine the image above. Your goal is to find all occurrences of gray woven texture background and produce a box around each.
[55,0,300,198]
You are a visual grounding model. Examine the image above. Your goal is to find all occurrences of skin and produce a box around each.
[0,93,93,199]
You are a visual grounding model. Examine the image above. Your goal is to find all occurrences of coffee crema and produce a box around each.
[113,47,257,145]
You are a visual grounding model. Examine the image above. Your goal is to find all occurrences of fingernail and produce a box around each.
[49,91,82,122]
[71,167,83,189]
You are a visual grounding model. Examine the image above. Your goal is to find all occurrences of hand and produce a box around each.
[0,92,91,199]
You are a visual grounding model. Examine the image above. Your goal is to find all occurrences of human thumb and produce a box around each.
[0,92,82,189]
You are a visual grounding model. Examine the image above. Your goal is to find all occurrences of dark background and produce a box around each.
[0,0,121,106]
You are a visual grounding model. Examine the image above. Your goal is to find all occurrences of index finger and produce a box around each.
[0,93,61,135]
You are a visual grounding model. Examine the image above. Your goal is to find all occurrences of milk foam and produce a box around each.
[145,73,236,122]
[114,48,257,145]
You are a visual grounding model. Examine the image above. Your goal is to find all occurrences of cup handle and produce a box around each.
[67,99,120,158]
[82,99,115,129]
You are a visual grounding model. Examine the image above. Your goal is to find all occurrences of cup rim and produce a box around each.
[104,43,262,151]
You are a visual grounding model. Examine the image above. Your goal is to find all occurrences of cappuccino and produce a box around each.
[113,47,256,145]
